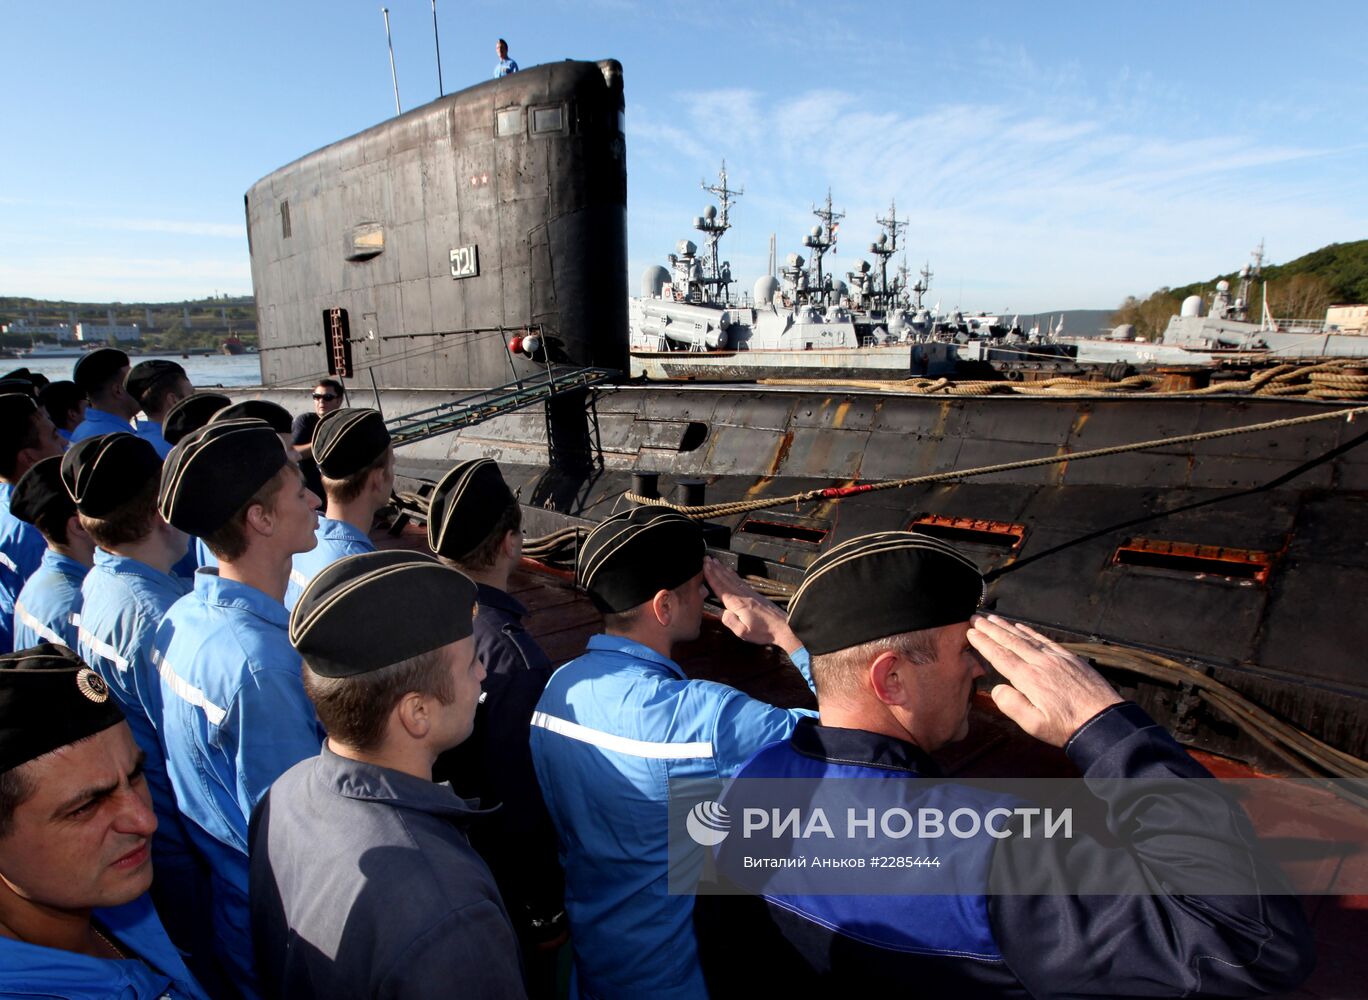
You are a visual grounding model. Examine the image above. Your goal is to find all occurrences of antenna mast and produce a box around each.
[871,198,908,310]
[698,161,742,302]
[431,0,444,97]
[382,7,401,115]
[804,188,845,296]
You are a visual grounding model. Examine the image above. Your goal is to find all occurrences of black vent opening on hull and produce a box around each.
[737,519,829,545]
[911,515,1025,550]
[1112,539,1274,584]
[679,422,708,453]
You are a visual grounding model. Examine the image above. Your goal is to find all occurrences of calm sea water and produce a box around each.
[14,352,263,388]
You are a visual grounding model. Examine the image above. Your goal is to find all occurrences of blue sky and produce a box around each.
[3,1,1366,312]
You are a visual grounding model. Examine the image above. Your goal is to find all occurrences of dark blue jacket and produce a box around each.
[433,583,563,936]
[249,744,526,999]
[695,705,1315,999]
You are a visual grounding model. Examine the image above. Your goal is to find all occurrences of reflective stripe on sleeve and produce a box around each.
[531,710,714,759]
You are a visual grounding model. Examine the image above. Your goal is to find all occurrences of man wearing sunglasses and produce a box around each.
[290,379,345,501]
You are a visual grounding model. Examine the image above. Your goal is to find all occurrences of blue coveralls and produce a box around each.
[78,548,213,974]
[12,548,86,649]
[153,569,325,1000]
[134,417,173,458]
[0,893,210,999]
[283,516,374,610]
[69,405,134,444]
[529,634,816,1000]
[0,480,46,654]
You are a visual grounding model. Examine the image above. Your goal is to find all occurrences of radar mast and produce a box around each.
[697,161,742,303]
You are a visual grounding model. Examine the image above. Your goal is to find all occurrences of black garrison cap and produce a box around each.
[427,458,517,561]
[312,408,391,480]
[787,531,986,656]
[213,400,293,435]
[577,505,705,614]
[72,348,130,394]
[159,419,286,537]
[60,433,162,518]
[290,550,477,677]
[0,369,37,397]
[162,392,231,446]
[124,360,187,408]
[0,644,125,773]
[10,457,75,533]
[0,393,37,437]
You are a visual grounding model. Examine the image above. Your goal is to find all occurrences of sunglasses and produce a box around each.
[312,393,339,402]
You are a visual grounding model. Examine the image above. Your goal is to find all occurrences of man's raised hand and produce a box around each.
[967,614,1123,747]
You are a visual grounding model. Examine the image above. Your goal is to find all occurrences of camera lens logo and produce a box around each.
[686,800,731,846]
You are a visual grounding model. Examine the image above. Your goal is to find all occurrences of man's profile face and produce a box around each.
[433,635,486,748]
[496,40,507,59]
[895,621,984,750]
[0,723,157,912]
[268,465,321,556]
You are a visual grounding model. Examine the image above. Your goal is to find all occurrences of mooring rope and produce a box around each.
[624,403,1368,519]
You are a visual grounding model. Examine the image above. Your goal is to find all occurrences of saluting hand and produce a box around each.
[967,614,1123,748]
[703,556,804,654]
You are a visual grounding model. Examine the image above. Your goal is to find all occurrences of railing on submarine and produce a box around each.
[384,364,620,447]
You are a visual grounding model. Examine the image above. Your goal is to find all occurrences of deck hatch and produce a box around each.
[1112,538,1274,583]
[910,515,1025,550]
[737,519,828,545]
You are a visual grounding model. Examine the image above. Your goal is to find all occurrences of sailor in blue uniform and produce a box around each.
[283,407,391,610]
[152,417,322,999]
[38,378,88,444]
[529,505,817,1000]
[494,38,519,77]
[70,349,139,444]
[126,360,192,459]
[0,645,209,1000]
[162,392,233,576]
[61,432,223,986]
[429,458,565,993]
[694,531,1316,999]
[8,456,91,649]
[251,551,526,999]
[1,394,64,653]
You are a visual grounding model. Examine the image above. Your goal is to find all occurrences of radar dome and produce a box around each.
[641,265,671,298]
[832,279,849,298]
[811,224,823,238]
[1110,323,1136,341]
[1215,279,1230,292]
[753,275,781,307]
[1180,295,1206,317]
[704,205,717,220]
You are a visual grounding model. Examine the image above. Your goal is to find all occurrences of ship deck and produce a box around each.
[371,520,1365,998]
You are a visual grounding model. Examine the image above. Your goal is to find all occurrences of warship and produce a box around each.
[627,173,1078,381]
[240,59,1368,779]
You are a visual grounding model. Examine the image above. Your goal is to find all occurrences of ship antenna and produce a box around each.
[805,189,845,299]
[382,7,402,115]
[873,198,908,310]
[431,0,444,97]
[699,161,743,303]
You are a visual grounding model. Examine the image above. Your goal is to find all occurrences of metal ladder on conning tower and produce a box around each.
[384,365,619,447]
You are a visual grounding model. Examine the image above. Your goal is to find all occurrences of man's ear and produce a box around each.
[394,690,431,740]
[648,588,673,629]
[867,650,906,708]
[243,501,273,538]
[66,513,92,545]
[500,529,520,560]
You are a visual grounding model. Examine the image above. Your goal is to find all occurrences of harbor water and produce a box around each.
[14,352,262,389]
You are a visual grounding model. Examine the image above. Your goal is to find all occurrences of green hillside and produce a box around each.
[0,295,256,353]
[1113,239,1368,341]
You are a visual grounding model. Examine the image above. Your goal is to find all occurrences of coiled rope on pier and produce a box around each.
[624,403,1368,520]
[760,359,1368,399]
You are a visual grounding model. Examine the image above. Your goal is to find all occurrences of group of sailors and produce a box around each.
[0,351,1318,998]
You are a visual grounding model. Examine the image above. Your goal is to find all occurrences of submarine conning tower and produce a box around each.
[245,59,628,389]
